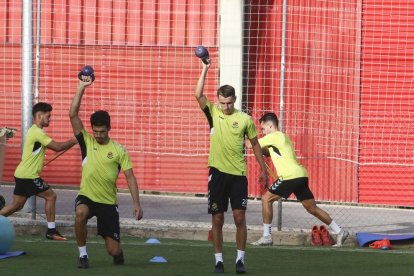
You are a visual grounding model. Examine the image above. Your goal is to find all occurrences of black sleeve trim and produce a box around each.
[75,132,87,161]
[202,106,213,129]
[32,141,42,153]
[269,145,281,156]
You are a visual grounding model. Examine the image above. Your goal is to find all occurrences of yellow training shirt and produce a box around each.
[76,129,133,204]
[259,131,308,180]
[202,100,258,176]
[14,124,52,179]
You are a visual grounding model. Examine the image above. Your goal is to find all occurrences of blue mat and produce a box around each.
[356,232,414,247]
[0,251,26,260]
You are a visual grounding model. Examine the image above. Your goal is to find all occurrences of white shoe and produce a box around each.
[332,230,349,247]
[251,235,273,246]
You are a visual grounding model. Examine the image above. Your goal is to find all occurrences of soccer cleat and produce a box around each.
[319,225,333,246]
[311,225,322,246]
[214,261,224,273]
[251,235,273,246]
[113,251,125,265]
[235,260,246,274]
[380,239,392,250]
[333,229,349,247]
[78,255,89,269]
[369,239,392,250]
[46,229,67,241]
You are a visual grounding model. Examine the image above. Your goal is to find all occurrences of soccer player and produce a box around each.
[249,112,349,247]
[0,102,77,240]
[195,59,268,274]
[69,75,143,269]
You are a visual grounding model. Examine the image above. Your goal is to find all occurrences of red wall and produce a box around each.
[0,0,219,194]
[245,0,414,205]
[245,1,361,202]
[358,0,414,205]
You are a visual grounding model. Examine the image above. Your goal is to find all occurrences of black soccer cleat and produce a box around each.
[214,261,224,273]
[236,260,246,274]
[113,251,124,265]
[78,255,89,269]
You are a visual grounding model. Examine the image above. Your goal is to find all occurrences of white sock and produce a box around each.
[329,220,342,234]
[263,224,272,236]
[79,246,87,257]
[47,222,56,229]
[236,250,245,263]
[214,253,223,264]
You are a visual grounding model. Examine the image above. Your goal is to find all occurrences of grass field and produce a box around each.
[1,235,414,275]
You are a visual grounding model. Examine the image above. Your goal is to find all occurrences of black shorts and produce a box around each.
[75,195,121,242]
[208,167,248,214]
[14,177,50,197]
[268,177,314,201]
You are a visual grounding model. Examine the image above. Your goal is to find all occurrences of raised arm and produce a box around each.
[69,78,93,135]
[124,168,143,221]
[194,59,211,109]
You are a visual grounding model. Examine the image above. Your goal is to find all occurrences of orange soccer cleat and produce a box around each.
[46,229,67,241]
[311,225,322,246]
[369,239,392,250]
[319,225,333,246]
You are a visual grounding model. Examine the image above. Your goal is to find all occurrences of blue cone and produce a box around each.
[145,238,161,244]
[150,256,167,263]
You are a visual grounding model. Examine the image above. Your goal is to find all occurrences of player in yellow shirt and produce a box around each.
[70,75,143,269]
[249,112,349,247]
[0,102,77,240]
[195,58,267,274]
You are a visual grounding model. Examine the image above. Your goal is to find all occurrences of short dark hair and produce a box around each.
[32,102,52,117]
[217,85,235,98]
[259,112,279,128]
[90,110,111,129]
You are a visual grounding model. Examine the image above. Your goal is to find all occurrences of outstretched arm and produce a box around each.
[69,78,93,135]
[124,168,143,220]
[46,138,77,152]
[195,59,211,109]
[249,136,268,188]
[245,138,270,156]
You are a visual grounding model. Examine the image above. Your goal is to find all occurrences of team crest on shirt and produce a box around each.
[232,122,239,128]
[107,152,114,159]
